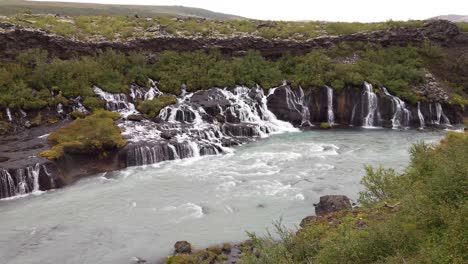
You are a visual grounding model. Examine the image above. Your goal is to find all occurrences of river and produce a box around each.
[0,129,447,264]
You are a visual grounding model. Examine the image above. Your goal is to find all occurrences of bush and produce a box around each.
[137,95,177,119]
[40,110,125,160]
[82,97,105,110]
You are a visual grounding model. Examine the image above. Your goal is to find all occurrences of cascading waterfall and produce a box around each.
[130,80,162,101]
[325,86,335,125]
[381,88,412,128]
[0,164,52,199]
[93,86,137,117]
[361,82,380,127]
[0,169,16,199]
[120,86,298,167]
[417,102,425,129]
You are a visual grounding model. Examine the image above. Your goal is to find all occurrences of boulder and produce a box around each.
[299,215,317,228]
[160,130,174,140]
[127,114,144,122]
[174,241,192,255]
[314,195,352,216]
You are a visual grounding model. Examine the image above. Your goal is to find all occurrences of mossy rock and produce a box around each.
[40,110,125,160]
[320,122,332,129]
[137,95,177,119]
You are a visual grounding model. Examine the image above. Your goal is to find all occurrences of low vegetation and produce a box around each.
[239,132,467,263]
[40,110,126,160]
[0,43,453,112]
[0,14,441,41]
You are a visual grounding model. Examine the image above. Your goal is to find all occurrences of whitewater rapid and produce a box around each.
[0,129,446,264]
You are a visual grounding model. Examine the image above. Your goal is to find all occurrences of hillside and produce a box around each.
[0,0,244,20]
[431,14,468,22]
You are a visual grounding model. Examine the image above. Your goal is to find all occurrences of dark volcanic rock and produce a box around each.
[126,114,144,122]
[300,215,317,228]
[314,195,352,216]
[174,241,192,255]
[0,20,466,60]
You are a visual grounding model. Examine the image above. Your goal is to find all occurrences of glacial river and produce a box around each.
[0,129,447,264]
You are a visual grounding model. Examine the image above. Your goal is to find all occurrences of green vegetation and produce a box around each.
[40,110,126,160]
[0,44,450,111]
[319,122,332,129]
[0,13,435,41]
[239,132,468,264]
[165,245,229,264]
[0,0,242,20]
[456,22,468,32]
[137,95,177,119]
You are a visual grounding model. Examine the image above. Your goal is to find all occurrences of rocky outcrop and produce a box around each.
[314,195,352,216]
[0,20,466,59]
[174,241,192,255]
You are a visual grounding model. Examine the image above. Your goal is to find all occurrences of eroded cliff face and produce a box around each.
[0,20,466,59]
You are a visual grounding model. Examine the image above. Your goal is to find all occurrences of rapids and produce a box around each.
[0,129,446,264]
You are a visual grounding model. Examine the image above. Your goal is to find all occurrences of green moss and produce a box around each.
[40,110,125,160]
[137,95,177,119]
[70,111,88,119]
[82,97,105,110]
[319,122,331,129]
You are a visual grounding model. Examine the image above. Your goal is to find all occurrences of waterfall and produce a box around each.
[435,103,451,125]
[325,86,335,125]
[381,88,412,128]
[5,108,12,122]
[0,169,16,199]
[56,103,64,115]
[93,86,137,117]
[0,164,52,199]
[428,103,451,126]
[71,97,88,113]
[417,102,425,129]
[361,82,380,127]
[130,80,162,101]
[349,105,356,126]
[119,86,298,167]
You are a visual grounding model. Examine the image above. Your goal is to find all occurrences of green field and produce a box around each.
[0,0,244,19]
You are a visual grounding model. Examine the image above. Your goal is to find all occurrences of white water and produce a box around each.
[361,82,380,128]
[381,88,411,129]
[5,107,12,122]
[326,86,335,125]
[93,87,137,117]
[0,164,51,199]
[417,102,425,129]
[0,130,446,264]
[434,103,451,126]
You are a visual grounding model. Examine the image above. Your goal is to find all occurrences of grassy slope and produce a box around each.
[0,0,244,20]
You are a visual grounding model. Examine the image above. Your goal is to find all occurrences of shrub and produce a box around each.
[137,95,177,119]
[40,110,125,160]
[82,97,105,110]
